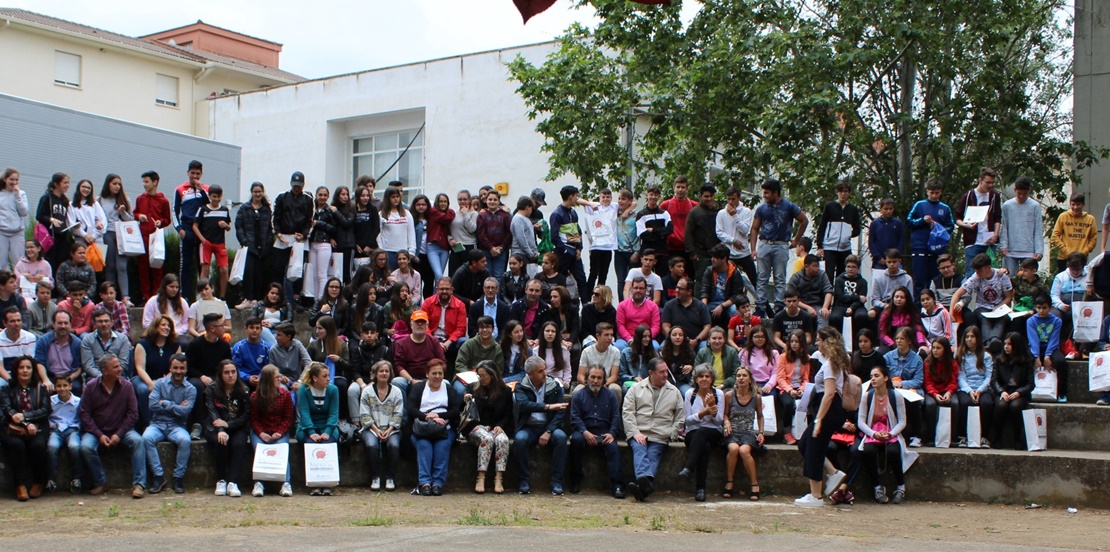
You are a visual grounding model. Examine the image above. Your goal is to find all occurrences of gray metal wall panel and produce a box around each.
[0,93,241,246]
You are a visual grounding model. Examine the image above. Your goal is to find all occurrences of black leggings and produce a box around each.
[587,250,613,292]
[862,441,904,488]
[992,393,1030,449]
[923,394,962,444]
[0,431,49,487]
[956,390,995,441]
[825,436,863,487]
[205,427,249,486]
[799,394,847,482]
[682,427,723,490]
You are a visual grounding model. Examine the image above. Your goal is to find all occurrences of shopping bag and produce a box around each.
[754,395,778,436]
[1031,368,1058,402]
[115,221,146,256]
[351,256,370,278]
[148,228,166,269]
[791,411,808,441]
[1072,301,1103,343]
[86,242,105,271]
[252,442,289,482]
[229,246,248,285]
[966,405,981,448]
[1022,408,1048,451]
[302,261,315,298]
[842,316,853,352]
[1089,351,1110,392]
[329,252,344,279]
[304,442,340,487]
[927,223,950,254]
[285,241,305,281]
[935,406,952,448]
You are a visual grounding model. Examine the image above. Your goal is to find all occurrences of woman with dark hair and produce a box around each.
[308,316,351,421]
[379,187,415,269]
[345,264,374,304]
[331,185,356,283]
[956,326,994,448]
[99,173,133,303]
[499,320,532,383]
[0,355,51,500]
[352,185,381,264]
[510,195,538,268]
[235,182,274,309]
[619,324,657,388]
[878,286,927,355]
[851,328,885,381]
[206,359,251,498]
[407,359,460,496]
[680,364,725,502]
[537,252,566,296]
[660,326,695,396]
[0,168,29,270]
[142,275,189,339]
[410,194,434,298]
[390,250,422,302]
[367,249,396,301]
[36,172,72,269]
[547,286,581,361]
[383,282,415,340]
[133,315,182,430]
[923,336,960,447]
[536,320,571,390]
[991,332,1035,449]
[251,283,292,346]
[308,187,337,303]
[308,277,350,332]
[249,364,295,497]
[69,178,107,250]
[477,190,512,279]
[53,243,96,297]
[349,283,384,342]
[736,326,777,392]
[426,193,456,285]
[775,329,812,444]
[858,362,909,504]
[360,360,403,492]
[500,253,530,304]
[463,360,513,494]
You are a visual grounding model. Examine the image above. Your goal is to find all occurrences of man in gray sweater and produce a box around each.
[787,254,834,328]
[869,249,915,316]
[268,323,310,392]
[999,177,1043,275]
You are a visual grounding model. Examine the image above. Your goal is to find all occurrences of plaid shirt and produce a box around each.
[96,300,131,336]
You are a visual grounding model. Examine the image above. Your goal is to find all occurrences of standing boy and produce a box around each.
[907,178,954,296]
[954,168,1002,277]
[815,181,861,279]
[172,161,209,300]
[134,171,171,302]
[1051,193,1097,275]
[193,185,231,298]
[999,177,1043,276]
[635,186,673,273]
[749,179,809,316]
[661,176,698,273]
[715,186,757,287]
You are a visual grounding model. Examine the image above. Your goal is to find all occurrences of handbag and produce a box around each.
[459,394,479,430]
[34,222,54,253]
[87,242,106,272]
[413,416,448,439]
[7,422,29,437]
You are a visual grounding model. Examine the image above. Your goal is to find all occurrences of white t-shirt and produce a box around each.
[625,268,662,296]
[973,190,993,246]
[960,268,1013,311]
[813,361,845,396]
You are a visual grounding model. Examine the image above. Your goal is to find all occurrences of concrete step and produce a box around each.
[14,437,1109,509]
[1027,402,1110,452]
[1062,360,1106,404]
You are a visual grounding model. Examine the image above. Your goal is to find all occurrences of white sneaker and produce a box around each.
[280,482,293,497]
[215,480,227,496]
[252,482,264,497]
[227,483,241,497]
[908,437,923,448]
[371,477,381,491]
[385,478,396,491]
[824,470,846,497]
[794,493,826,508]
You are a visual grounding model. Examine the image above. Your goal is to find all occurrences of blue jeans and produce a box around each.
[362,430,401,479]
[143,424,192,480]
[48,427,83,480]
[80,429,145,487]
[250,432,291,483]
[131,377,151,431]
[486,249,509,280]
[756,242,788,311]
[569,430,622,487]
[965,244,995,277]
[513,426,567,486]
[412,429,455,486]
[452,379,469,399]
[629,439,667,479]
[260,327,278,346]
[427,243,451,283]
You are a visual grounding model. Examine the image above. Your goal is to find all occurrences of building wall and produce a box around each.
[143,26,282,68]
[1076,0,1110,228]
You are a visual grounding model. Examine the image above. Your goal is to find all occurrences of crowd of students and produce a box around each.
[0,162,1104,506]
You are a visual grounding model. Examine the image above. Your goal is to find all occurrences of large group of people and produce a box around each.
[0,162,1104,508]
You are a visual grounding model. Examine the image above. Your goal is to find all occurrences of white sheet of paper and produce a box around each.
[981,304,1012,319]
[963,205,989,224]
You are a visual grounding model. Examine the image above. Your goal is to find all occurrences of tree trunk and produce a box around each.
[897,53,916,198]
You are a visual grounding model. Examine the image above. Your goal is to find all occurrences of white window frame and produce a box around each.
[54,51,81,88]
[155,74,179,107]
[351,129,425,202]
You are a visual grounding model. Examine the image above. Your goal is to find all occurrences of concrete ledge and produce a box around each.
[11,438,1109,509]
[1028,402,1110,452]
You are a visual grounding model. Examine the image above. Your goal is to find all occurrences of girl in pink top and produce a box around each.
[740,327,779,394]
[142,274,190,337]
[878,286,926,350]
[14,238,51,300]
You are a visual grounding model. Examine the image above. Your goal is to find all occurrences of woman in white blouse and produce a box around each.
[679,364,725,502]
[378,187,415,270]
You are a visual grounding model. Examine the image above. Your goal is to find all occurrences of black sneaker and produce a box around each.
[612,485,626,499]
[149,475,167,494]
[627,481,644,502]
[69,478,82,495]
[45,480,57,493]
[173,477,185,494]
[568,480,581,494]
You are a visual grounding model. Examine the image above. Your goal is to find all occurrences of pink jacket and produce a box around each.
[616,297,661,342]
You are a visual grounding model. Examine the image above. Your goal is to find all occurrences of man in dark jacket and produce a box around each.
[787,254,834,329]
[272,171,313,310]
[569,365,624,498]
[451,250,491,308]
[814,181,862,279]
[346,321,391,421]
[954,168,1002,277]
[684,184,720,284]
[468,277,510,339]
[698,245,750,327]
[508,279,551,340]
[635,186,673,273]
[513,356,569,495]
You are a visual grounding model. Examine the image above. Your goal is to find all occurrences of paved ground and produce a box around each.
[0,490,1101,550]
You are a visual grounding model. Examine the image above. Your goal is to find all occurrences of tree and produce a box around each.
[508,0,1105,221]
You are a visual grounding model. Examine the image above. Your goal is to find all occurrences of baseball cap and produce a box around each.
[290,171,305,186]
[410,310,429,322]
[530,187,546,206]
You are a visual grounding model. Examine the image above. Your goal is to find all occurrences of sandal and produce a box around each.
[749,483,760,502]
[722,480,734,499]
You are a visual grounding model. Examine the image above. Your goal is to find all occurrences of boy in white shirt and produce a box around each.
[623,249,664,306]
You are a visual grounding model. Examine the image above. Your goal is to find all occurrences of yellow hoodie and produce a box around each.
[1050,210,1097,259]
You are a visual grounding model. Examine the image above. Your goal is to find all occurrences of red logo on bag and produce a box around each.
[315,449,327,459]
[1083,307,1094,318]
[125,226,135,235]
[1036,372,1046,380]
[1099,357,1105,367]
[265,449,277,457]
[1036,415,1043,426]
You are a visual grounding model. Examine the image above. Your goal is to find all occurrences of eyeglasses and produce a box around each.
[592,292,600,297]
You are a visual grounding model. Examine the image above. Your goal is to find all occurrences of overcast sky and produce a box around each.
[0,0,649,79]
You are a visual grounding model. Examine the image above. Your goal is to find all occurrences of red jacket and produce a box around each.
[925,359,959,396]
[134,192,172,236]
[426,207,455,250]
[477,209,512,250]
[660,197,696,251]
[420,295,468,342]
[250,387,294,436]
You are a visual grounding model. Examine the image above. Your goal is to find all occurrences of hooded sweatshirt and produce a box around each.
[869,268,914,311]
[0,188,29,235]
[1051,210,1097,260]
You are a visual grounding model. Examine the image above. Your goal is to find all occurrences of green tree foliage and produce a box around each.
[508,0,1105,219]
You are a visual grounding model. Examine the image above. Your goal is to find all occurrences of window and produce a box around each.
[54,51,81,88]
[155,74,179,107]
[352,129,424,203]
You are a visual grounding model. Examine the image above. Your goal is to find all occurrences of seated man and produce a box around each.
[870,249,914,319]
[78,354,144,497]
[508,279,551,340]
[420,277,468,375]
[660,277,711,350]
[622,358,683,502]
[699,244,750,328]
[142,353,195,494]
[467,277,510,339]
[951,253,1013,348]
[80,308,133,387]
[184,313,231,438]
[513,356,569,496]
[574,322,622,400]
[454,316,504,397]
[56,281,96,338]
[451,249,492,308]
[787,254,834,329]
[0,306,37,390]
[391,310,448,397]
[268,323,311,392]
[772,288,815,352]
[569,365,624,498]
[34,311,82,395]
[346,321,391,422]
[615,277,661,351]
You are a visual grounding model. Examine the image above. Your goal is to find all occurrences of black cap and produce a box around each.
[290,171,305,185]
[530,187,546,206]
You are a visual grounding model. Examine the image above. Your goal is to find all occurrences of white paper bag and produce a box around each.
[351,256,371,278]
[755,395,778,436]
[304,442,340,487]
[1031,368,1058,402]
[791,411,808,441]
[1089,351,1110,392]
[115,221,146,256]
[302,260,316,298]
[329,252,344,279]
[935,406,952,448]
[1023,408,1047,451]
[966,405,981,448]
[1073,301,1103,343]
[252,442,289,482]
[229,246,248,285]
[842,316,853,352]
[285,240,305,281]
[148,228,166,269]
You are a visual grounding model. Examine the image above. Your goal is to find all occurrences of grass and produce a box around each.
[649,515,667,531]
[107,505,119,518]
[457,508,495,526]
[352,514,395,527]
